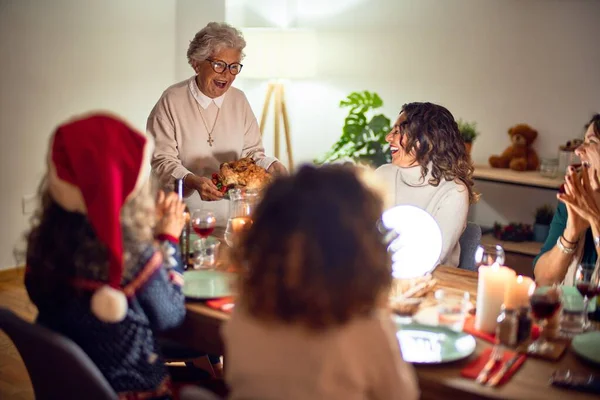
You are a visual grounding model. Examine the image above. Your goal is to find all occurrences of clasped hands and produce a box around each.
[558,163,600,239]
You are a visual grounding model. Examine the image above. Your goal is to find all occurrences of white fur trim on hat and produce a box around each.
[90,285,128,323]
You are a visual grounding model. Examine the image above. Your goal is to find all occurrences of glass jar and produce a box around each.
[540,158,559,179]
[516,306,532,345]
[496,305,518,347]
[558,150,580,176]
[224,188,260,247]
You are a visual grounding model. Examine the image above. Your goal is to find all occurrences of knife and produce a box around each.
[486,353,522,387]
[476,346,501,384]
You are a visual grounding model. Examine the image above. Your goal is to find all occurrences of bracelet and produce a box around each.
[594,236,600,248]
[561,235,578,245]
[556,236,576,254]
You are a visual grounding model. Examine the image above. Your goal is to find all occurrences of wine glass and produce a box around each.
[574,263,600,332]
[190,210,216,269]
[528,284,562,354]
[474,244,506,268]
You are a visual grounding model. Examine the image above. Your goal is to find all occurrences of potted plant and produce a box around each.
[316,91,391,167]
[457,119,479,155]
[533,204,554,242]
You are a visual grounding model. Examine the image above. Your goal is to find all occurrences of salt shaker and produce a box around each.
[496,305,518,347]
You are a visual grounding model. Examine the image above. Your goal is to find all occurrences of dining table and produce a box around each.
[164,265,600,400]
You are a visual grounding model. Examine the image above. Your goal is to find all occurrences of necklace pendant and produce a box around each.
[207,136,214,147]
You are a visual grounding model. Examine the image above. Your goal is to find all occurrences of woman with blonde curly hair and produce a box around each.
[25,114,187,399]
[375,102,478,267]
[223,165,419,400]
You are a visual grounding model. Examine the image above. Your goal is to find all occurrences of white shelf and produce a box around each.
[473,164,563,190]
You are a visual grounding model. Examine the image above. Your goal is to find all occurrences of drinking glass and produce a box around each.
[474,244,505,268]
[190,210,216,269]
[224,188,259,247]
[574,263,600,332]
[528,285,562,354]
[435,288,471,331]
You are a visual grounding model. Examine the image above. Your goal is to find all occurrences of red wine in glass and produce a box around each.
[576,283,600,299]
[190,210,217,239]
[530,294,561,319]
[193,225,215,238]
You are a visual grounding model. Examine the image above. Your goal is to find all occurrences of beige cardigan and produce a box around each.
[223,308,420,400]
[147,77,277,224]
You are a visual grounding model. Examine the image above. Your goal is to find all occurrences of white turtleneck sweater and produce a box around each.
[375,163,469,267]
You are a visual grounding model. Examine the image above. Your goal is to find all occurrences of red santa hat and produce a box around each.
[47,113,153,323]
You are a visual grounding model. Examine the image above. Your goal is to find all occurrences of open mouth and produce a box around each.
[583,160,591,168]
[214,79,228,89]
[390,146,399,156]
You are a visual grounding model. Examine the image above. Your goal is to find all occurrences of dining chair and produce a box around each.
[179,385,223,400]
[0,307,117,400]
[458,222,482,271]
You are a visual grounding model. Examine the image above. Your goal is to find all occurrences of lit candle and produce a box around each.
[231,216,253,233]
[475,264,516,333]
[504,275,535,309]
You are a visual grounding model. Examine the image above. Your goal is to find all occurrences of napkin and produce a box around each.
[461,347,527,386]
[463,315,540,343]
[205,297,235,313]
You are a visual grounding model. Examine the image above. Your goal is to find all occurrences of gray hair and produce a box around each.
[187,22,246,66]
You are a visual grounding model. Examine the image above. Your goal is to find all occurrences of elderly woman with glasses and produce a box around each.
[148,22,286,222]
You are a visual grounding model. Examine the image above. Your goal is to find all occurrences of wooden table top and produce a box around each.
[166,265,600,400]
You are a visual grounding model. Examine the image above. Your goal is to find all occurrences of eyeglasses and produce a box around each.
[206,59,243,75]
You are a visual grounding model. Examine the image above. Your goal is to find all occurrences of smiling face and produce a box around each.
[575,123,600,180]
[385,113,418,167]
[194,47,241,98]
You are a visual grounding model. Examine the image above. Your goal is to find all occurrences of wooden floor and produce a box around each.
[0,267,37,400]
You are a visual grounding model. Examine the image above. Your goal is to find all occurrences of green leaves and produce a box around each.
[317,91,392,167]
[457,119,479,143]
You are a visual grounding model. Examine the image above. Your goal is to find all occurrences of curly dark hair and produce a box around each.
[585,113,600,136]
[25,178,156,306]
[232,165,392,331]
[398,102,479,204]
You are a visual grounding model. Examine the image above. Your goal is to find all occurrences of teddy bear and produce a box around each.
[489,124,540,171]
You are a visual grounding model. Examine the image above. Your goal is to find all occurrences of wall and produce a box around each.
[175,0,225,81]
[0,0,225,269]
[228,0,600,227]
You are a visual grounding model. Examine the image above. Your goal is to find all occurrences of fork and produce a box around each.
[476,345,503,384]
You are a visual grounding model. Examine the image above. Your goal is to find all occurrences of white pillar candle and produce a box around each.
[505,275,535,309]
[475,265,516,333]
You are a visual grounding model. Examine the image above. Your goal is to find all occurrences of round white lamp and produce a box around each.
[381,205,442,279]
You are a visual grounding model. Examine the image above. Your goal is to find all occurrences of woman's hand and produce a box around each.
[155,190,167,221]
[267,161,288,177]
[558,164,600,236]
[155,192,187,238]
[185,174,224,201]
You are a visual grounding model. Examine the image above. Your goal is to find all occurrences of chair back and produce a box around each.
[458,222,482,271]
[180,385,223,400]
[0,307,117,400]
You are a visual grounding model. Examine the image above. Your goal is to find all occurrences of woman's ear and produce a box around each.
[191,60,200,74]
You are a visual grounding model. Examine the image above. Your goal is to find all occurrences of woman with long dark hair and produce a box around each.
[375,102,478,267]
